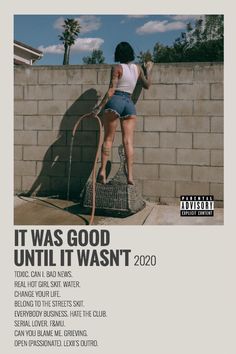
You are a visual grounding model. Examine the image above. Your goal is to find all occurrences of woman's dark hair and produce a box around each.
[114,42,135,63]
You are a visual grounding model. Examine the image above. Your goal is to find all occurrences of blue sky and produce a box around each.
[14,15,202,65]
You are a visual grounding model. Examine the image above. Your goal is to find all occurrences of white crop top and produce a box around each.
[115,63,139,94]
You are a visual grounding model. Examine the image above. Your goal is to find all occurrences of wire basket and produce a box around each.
[81,145,145,216]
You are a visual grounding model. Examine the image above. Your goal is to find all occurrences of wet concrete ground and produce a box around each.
[14,196,224,225]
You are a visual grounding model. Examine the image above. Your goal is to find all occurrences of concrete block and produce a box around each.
[67,68,97,84]
[177,149,210,165]
[160,100,192,116]
[24,85,53,100]
[132,179,143,194]
[113,132,123,147]
[53,146,82,162]
[82,147,99,162]
[15,101,38,115]
[115,120,121,132]
[211,150,224,166]
[176,181,209,197]
[82,83,106,98]
[72,131,98,147]
[160,165,192,181]
[14,176,22,192]
[53,115,79,131]
[111,146,122,163]
[112,147,143,163]
[23,146,50,161]
[38,68,67,84]
[211,117,224,133]
[159,65,194,83]
[82,84,108,99]
[160,132,192,148]
[38,100,67,115]
[14,68,38,84]
[177,83,210,99]
[66,100,97,115]
[210,183,223,200]
[38,131,66,146]
[211,83,223,99]
[194,64,223,83]
[14,86,23,100]
[134,132,159,147]
[36,161,66,177]
[144,148,176,164]
[144,116,176,131]
[134,116,144,131]
[143,180,175,197]
[194,100,223,116]
[14,131,37,145]
[148,65,161,84]
[136,100,159,115]
[53,85,82,100]
[177,116,210,132]
[98,69,111,84]
[82,117,103,131]
[52,116,64,130]
[193,166,223,183]
[24,115,52,130]
[193,133,223,149]
[71,162,93,177]
[144,84,176,99]
[15,161,36,176]
[133,164,159,180]
[14,116,23,130]
[14,146,23,160]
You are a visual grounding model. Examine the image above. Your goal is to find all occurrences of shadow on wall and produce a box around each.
[21,89,101,199]
[132,81,143,105]
[19,81,143,200]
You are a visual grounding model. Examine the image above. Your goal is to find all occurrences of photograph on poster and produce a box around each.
[14,14,224,226]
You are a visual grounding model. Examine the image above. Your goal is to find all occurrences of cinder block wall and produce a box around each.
[14,63,224,206]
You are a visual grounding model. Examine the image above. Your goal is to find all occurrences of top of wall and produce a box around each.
[15,62,223,70]
[14,62,223,85]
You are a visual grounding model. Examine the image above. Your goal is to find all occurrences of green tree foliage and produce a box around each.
[152,15,223,63]
[82,49,105,64]
[136,50,153,64]
[58,18,81,65]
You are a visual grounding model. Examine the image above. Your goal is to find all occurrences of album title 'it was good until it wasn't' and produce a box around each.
[14,229,131,267]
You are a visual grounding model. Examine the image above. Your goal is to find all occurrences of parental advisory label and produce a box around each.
[180,195,214,216]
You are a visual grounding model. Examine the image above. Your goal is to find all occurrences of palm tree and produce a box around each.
[58,18,81,65]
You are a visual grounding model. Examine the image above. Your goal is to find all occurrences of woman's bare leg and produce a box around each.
[120,115,136,185]
[99,110,118,183]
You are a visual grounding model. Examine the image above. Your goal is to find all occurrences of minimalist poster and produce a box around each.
[0,1,235,354]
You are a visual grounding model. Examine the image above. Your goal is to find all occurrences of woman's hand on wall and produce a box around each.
[138,62,154,89]
[144,61,154,74]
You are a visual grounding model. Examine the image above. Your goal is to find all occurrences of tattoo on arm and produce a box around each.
[109,66,119,91]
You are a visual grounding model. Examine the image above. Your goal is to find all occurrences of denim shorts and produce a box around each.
[104,90,136,118]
